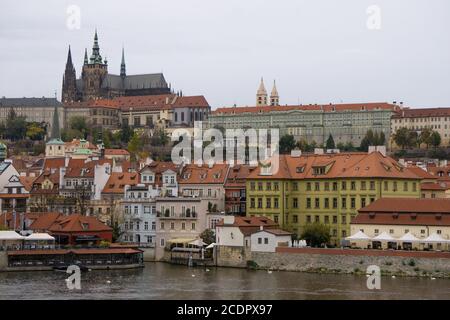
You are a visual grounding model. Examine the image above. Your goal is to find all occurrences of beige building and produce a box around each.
[391,107,450,148]
[0,97,64,134]
[351,198,450,250]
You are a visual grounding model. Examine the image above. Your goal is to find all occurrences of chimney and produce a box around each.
[291,150,302,157]
[259,225,264,231]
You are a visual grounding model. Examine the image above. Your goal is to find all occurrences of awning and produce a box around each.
[25,233,55,241]
[206,243,216,249]
[346,231,371,241]
[166,238,196,245]
[398,232,420,243]
[189,239,207,247]
[0,231,25,241]
[372,232,397,242]
[75,235,101,241]
[422,233,449,243]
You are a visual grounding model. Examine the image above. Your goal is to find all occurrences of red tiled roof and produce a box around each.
[43,158,65,169]
[247,152,420,180]
[19,176,36,191]
[102,172,139,194]
[179,163,229,185]
[358,198,450,214]
[225,165,256,188]
[104,149,130,156]
[420,182,450,191]
[216,216,278,227]
[29,213,112,233]
[406,166,437,180]
[392,107,450,118]
[213,102,399,115]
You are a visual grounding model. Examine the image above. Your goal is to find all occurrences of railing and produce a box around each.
[156,212,197,219]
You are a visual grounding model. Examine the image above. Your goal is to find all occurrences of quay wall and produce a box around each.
[216,246,450,278]
[141,247,155,262]
[0,252,7,271]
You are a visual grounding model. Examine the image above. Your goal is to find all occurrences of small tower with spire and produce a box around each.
[62,45,78,102]
[45,102,65,158]
[270,80,279,106]
[256,77,268,106]
[120,47,126,78]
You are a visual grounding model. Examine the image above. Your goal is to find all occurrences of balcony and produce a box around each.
[156,211,197,219]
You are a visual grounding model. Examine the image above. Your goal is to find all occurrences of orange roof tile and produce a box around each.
[247,152,421,180]
[179,163,229,185]
[102,172,139,194]
[213,102,399,115]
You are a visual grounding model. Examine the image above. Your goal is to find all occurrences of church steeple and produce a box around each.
[62,45,77,102]
[120,46,126,78]
[256,77,268,106]
[89,29,103,64]
[50,103,61,140]
[84,48,88,65]
[270,80,279,106]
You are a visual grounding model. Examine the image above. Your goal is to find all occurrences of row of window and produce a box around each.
[249,180,417,192]
[249,196,375,210]
[124,221,156,231]
[160,221,196,230]
[124,205,156,214]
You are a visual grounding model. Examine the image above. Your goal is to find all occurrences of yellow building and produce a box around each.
[246,150,422,245]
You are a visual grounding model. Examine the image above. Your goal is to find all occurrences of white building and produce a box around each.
[121,184,160,245]
[250,228,292,252]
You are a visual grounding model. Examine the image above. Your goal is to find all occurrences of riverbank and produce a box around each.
[216,246,450,279]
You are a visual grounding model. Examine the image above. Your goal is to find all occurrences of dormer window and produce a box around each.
[296,166,305,173]
[81,223,89,230]
[313,166,326,175]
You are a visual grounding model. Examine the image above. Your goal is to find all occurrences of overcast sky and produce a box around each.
[0,0,449,109]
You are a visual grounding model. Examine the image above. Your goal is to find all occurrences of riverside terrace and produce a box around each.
[2,248,144,271]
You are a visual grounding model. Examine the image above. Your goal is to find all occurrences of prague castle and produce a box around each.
[62,30,171,102]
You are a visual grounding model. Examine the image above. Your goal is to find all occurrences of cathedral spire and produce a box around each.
[66,45,74,69]
[84,48,88,65]
[90,29,103,64]
[120,46,126,78]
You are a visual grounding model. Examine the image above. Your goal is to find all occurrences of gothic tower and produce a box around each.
[82,29,108,101]
[270,80,279,106]
[256,77,268,106]
[120,47,126,78]
[62,46,78,102]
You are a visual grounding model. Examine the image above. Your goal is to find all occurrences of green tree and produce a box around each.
[430,131,441,149]
[5,108,27,141]
[279,134,296,154]
[26,123,46,141]
[301,223,331,247]
[200,229,215,245]
[127,132,143,156]
[69,116,88,138]
[325,134,335,149]
[393,127,411,150]
[120,123,134,143]
[419,127,433,149]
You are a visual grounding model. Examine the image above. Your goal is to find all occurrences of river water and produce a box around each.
[0,263,449,299]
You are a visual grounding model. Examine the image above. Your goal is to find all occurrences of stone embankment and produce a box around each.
[216,246,450,278]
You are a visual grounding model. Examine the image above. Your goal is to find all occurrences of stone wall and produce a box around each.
[217,246,450,278]
[0,252,7,271]
[216,246,250,268]
[141,247,156,262]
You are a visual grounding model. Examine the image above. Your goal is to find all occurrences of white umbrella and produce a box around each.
[189,239,207,247]
[206,242,216,249]
[423,233,448,243]
[25,233,55,241]
[0,231,25,240]
[346,230,372,241]
[373,232,397,242]
[398,232,420,243]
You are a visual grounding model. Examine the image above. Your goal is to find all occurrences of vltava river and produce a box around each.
[0,263,449,299]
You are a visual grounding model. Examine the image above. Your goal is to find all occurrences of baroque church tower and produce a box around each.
[270,80,279,106]
[62,46,78,102]
[256,77,268,106]
[81,30,108,101]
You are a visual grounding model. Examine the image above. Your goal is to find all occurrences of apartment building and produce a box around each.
[246,150,422,245]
